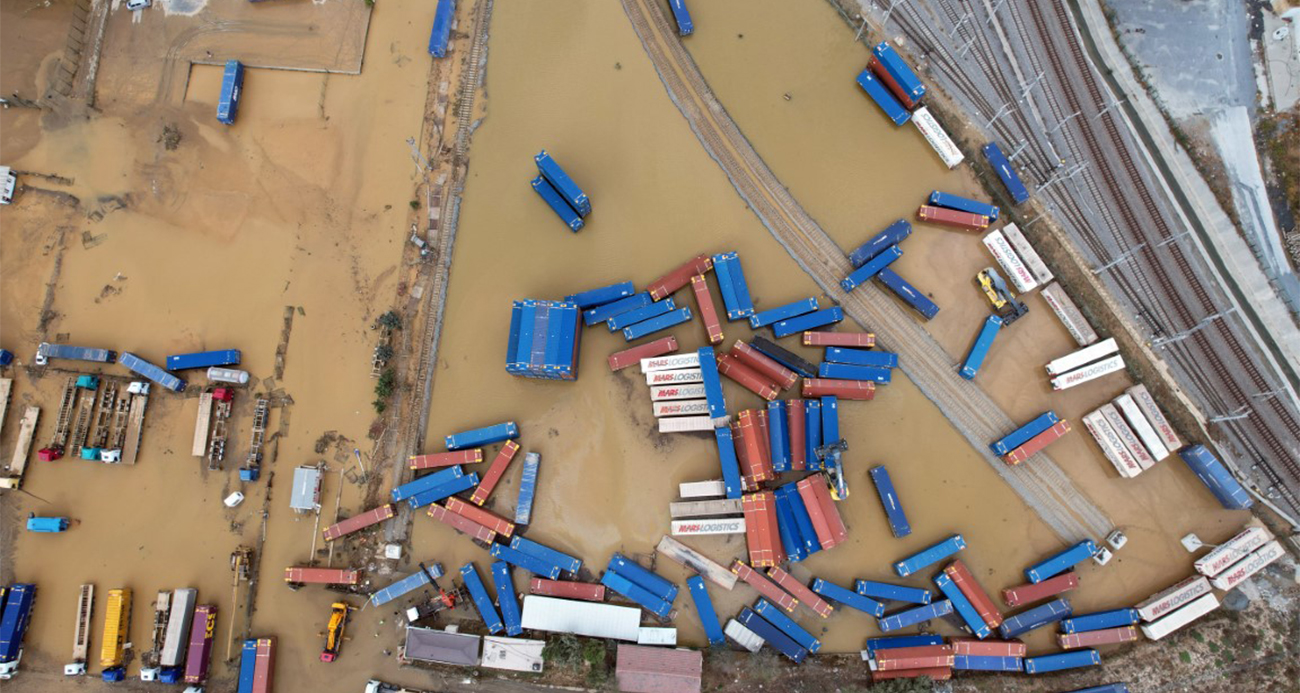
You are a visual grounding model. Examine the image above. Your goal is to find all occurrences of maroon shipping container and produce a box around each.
[950,637,1027,658]
[797,477,847,549]
[1004,421,1072,465]
[732,559,796,610]
[1058,626,1139,649]
[869,55,919,110]
[529,578,606,602]
[428,504,497,543]
[1002,571,1079,607]
[739,494,785,568]
[470,440,520,505]
[608,336,679,371]
[184,605,217,684]
[445,497,516,537]
[874,644,955,671]
[322,504,396,542]
[917,205,989,231]
[648,255,713,300]
[690,275,725,345]
[252,637,275,693]
[409,449,482,469]
[944,559,1003,628]
[756,409,773,476]
[730,341,798,389]
[284,567,359,585]
[768,567,833,618]
[803,331,876,348]
[802,378,876,400]
[736,411,772,485]
[787,399,807,471]
[872,667,951,682]
[717,354,780,400]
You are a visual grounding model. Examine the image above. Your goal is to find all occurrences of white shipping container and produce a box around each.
[636,627,678,646]
[1113,394,1170,461]
[1001,223,1054,284]
[1135,575,1212,622]
[1046,338,1119,376]
[160,588,198,667]
[1126,384,1182,450]
[1041,282,1100,347]
[1210,540,1285,591]
[1139,593,1219,641]
[1051,354,1125,391]
[982,229,1039,293]
[1082,411,1143,478]
[725,619,764,653]
[658,415,714,433]
[520,596,641,641]
[1098,403,1157,470]
[669,499,743,518]
[911,107,965,169]
[653,399,711,418]
[645,369,703,386]
[650,383,707,401]
[1195,526,1274,577]
[671,518,747,536]
[679,480,726,498]
[641,353,701,373]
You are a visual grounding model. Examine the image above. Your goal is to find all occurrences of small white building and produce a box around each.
[289,465,322,513]
[1,166,16,205]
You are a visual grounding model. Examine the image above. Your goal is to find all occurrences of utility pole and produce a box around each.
[1092,242,1147,274]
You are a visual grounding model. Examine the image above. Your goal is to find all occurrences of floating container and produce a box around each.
[849,220,912,268]
[531,177,583,232]
[999,598,1072,639]
[802,378,876,400]
[741,492,783,567]
[767,400,790,472]
[820,396,840,448]
[1082,411,1144,478]
[608,553,679,603]
[730,341,798,389]
[803,400,822,470]
[405,473,478,508]
[168,349,241,371]
[1126,383,1181,449]
[1024,649,1101,674]
[669,0,693,35]
[324,504,396,542]
[648,255,713,300]
[428,504,496,543]
[690,275,725,344]
[1178,445,1253,510]
[804,331,876,348]
[841,246,902,292]
[428,0,455,57]
[207,368,250,385]
[623,308,692,341]
[713,427,744,500]
[983,229,1038,293]
[911,107,964,167]
[787,400,807,471]
[943,560,1001,628]
[391,466,465,503]
[773,307,844,338]
[585,292,652,326]
[876,267,941,320]
[872,644,955,671]
[1113,393,1170,462]
[717,354,779,400]
[507,300,581,380]
[491,562,523,637]
[893,534,966,577]
[1003,420,1071,465]
[183,604,216,684]
[1211,540,1285,591]
[534,150,590,216]
[687,576,724,646]
[982,142,1030,205]
[1195,526,1273,577]
[528,578,605,602]
[1098,404,1155,470]
[950,638,1025,657]
[608,336,678,371]
[934,573,991,639]
[856,69,911,125]
[917,205,989,231]
[1001,223,1053,284]
[711,252,755,320]
[653,399,711,418]
[960,315,1003,380]
[736,607,806,663]
[781,482,821,556]
[510,536,581,574]
[820,361,892,384]
[864,634,945,656]
[1061,608,1142,634]
[952,654,1023,672]
[797,476,847,549]
[608,298,676,332]
[446,497,516,536]
[1058,360,1126,398]
[217,60,244,125]
[446,421,518,450]
[119,352,186,393]
[750,335,818,378]
[1047,338,1119,376]
[566,281,634,309]
[1139,593,1219,640]
[812,578,884,617]
[878,600,954,632]
[410,449,482,470]
[871,42,926,107]
[650,383,707,402]
[1002,572,1079,608]
[824,347,898,368]
[750,298,819,329]
[601,573,672,620]
[930,191,999,221]
[642,353,701,372]
[461,564,504,635]
[724,619,764,653]
[1026,540,1098,583]
[754,599,821,653]
[489,543,561,580]
[990,412,1059,456]
[768,567,832,618]
[679,479,726,498]
[856,579,931,605]
[1058,626,1139,649]
[471,440,520,505]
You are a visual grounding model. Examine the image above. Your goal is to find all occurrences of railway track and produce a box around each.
[621,0,1112,541]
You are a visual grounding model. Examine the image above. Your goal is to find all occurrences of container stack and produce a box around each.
[1045,338,1124,391]
[989,411,1072,466]
[505,300,582,380]
[1081,384,1181,479]
[531,150,591,232]
[840,219,940,321]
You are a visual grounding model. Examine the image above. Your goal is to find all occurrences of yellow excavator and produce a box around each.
[320,602,352,663]
[977,267,1029,325]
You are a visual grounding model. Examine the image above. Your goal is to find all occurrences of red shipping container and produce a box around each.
[872,667,951,682]
[796,477,848,549]
[1058,626,1139,649]
[732,560,797,611]
[283,567,358,585]
[529,578,606,602]
[756,409,773,477]
[917,205,989,231]
[803,331,876,348]
[717,354,779,401]
[944,559,1003,628]
[869,55,919,110]
[801,378,876,400]
[1004,421,1072,465]
[1002,571,1079,607]
[252,637,275,693]
[950,638,1027,658]
[767,567,833,618]
[730,341,798,390]
[445,497,515,537]
[608,337,679,372]
[874,645,955,671]
[470,440,520,505]
[740,493,784,568]
[409,449,482,469]
[322,504,395,542]
[428,503,496,543]
[736,412,772,485]
[690,275,725,345]
[787,399,807,471]
[648,255,713,300]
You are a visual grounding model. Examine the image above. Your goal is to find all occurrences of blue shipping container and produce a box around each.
[872,42,926,103]
[119,352,186,392]
[1062,686,1130,693]
[750,336,818,378]
[1060,608,1141,634]
[584,292,651,326]
[893,534,967,577]
[37,343,116,364]
[0,584,36,665]
[461,564,504,634]
[935,572,991,639]
[166,349,241,371]
[841,245,903,292]
[811,578,883,617]
[535,150,590,216]
[698,347,728,422]
[1024,649,1101,674]
[492,561,523,636]
[370,565,442,607]
[754,599,821,653]
[236,639,257,693]
[767,400,790,472]
[804,399,822,471]
[428,0,455,57]
[750,298,819,329]
[782,483,822,556]
[773,487,807,563]
[608,553,678,603]
[712,252,755,320]
[773,307,844,339]
[855,580,931,605]
[864,634,943,655]
[687,576,725,645]
[608,298,675,332]
[514,453,539,525]
[868,466,911,538]
[446,422,518,450]
[488,543,561,579]
[669,0,693,36]
[999,598,1072,639]
[878,599,953,632]
[1026,540,1098,583]
[877,268,940,320]
[392,466,464,502]
[818,362,892,384]
[1178,445,1254,510]
[736,607,807,663]
[856,69,911,126]
[960,315,1003,380]
[983,142,1030,205]
[0,349,12,366]
[990,412,1059,456]
[25,517,69,533]
[531,176,584,232]
[510,536,581,575]
[566,281,635,309]
[928,191,1000,221]
[849,219,912,268]
[601,571,672,619]
[713,427,744,500]
[623,308,692,341]
[953,654,1023,672]
[217,60,244,125]
[824,347,898,369]
[406,473,478,509]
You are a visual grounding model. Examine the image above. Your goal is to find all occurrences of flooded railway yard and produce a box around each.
[1,1,1296,693]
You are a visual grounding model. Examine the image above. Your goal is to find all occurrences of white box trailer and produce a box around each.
[911,107,965,169]
[520,596,641,642]
[1135,575,1212,622]
[1046,338,1118,376]
[1113,393,1170,462]
[159,588,197,668]
[982,229,1039,293]
[670,518,746,536]
[724,619,763,653]
[653,400,710,418]
[1051,354,1125,391]
[678,480,725,498]
[645,369,703,386]
[1126,384,1182,450]
[1139,593,1219,641]
[641,353,700,373]
[1082,411,1144,478]
[1001,223,1054,284]
[1041,282,1099,347]
[650,384,707,401]
[1195,525,1274,577]
[1098,404,1156,470]
[658,415,713,433]
[1210,540,1286,591]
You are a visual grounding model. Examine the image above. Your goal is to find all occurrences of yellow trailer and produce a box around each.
[99,588,132,675]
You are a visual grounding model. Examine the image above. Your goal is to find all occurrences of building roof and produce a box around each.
[480,636,545,673]
[615,645,702,693]
[289,466,322,510]
[403,627,481,666]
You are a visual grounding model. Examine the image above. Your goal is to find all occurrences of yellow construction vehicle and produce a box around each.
[320,602,351,663]
[976,267,1029,325]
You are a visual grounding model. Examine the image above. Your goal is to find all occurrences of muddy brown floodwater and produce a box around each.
[0,0,1254,691]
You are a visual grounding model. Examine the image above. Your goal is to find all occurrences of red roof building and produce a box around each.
[615,644,702,693]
